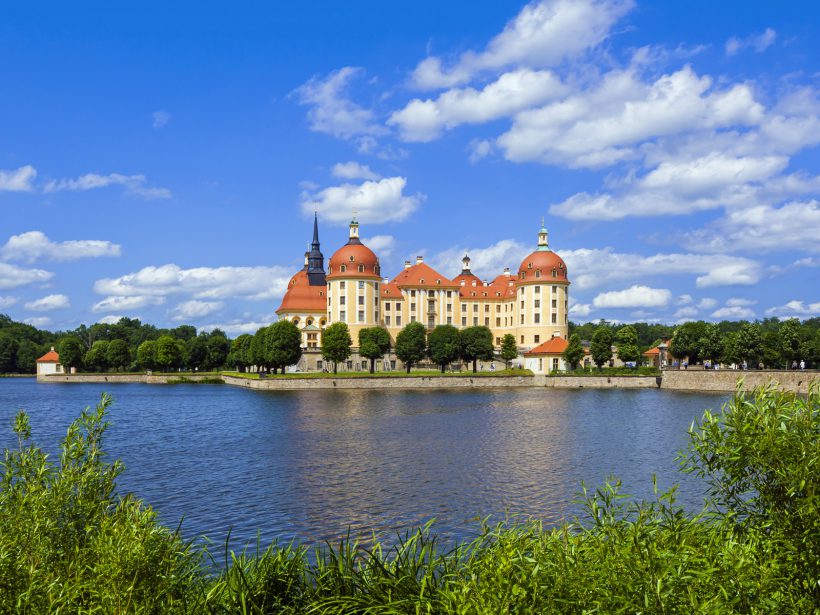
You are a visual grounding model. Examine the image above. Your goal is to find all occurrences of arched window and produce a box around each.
[358,264,364,273]
[341,264,346,273]
[528,263,532,269]
[349,255,355,262]
[535,270,541,278]
[552,269,557,278]
[306,318,313,326]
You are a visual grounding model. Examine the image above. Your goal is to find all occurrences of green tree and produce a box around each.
[57,337,85,371]
[0,333,18,373]
[697,323,724,365]
[427,325,461,373]
[321,322,352,374]
[265,321,302,374]
[206,329,231,370]
[105,339,130,372]
[500,334,518,369]
[615,325,640,366]
[186,336,209,371]
[227,334,253,372]
[83,341,110,373]
[250,327,271,372]
[459,326,494,373]
[15,340,41,374]
[136,340,156,370]
[670,321,708,364]
[358,327,391,373]
[590,326,614,369]
[155,335,181,371]
[395,322,427,373]
[721,331,742,366]
[562,333,585,371]
[736,322,763,367]
[780,319,802,368]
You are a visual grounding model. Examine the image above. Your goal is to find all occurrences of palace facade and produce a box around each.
[276,215,570,372]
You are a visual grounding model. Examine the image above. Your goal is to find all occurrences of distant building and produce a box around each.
[643,340,671,368]
[276,216,571,371]
[36,347,64,377]
[524,336,569,374]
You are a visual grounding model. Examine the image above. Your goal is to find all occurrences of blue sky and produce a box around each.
[1,0,818,334]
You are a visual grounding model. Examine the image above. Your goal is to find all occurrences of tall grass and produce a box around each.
[2,384,818,613]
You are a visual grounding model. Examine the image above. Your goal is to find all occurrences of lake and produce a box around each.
[0,379,728,550]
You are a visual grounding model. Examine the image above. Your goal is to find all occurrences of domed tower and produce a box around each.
[326,217,382,342]
[514,223,570,349]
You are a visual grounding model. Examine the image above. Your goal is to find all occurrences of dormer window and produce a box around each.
[535,271,541,278]
[436,280,441,285]
[552,269,557,278]
[349,255,355,262]
[358,264,364,273]
[420,278,425,284]
[340,264,346,273]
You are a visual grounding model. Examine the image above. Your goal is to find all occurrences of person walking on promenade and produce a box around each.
[800,360,806,371]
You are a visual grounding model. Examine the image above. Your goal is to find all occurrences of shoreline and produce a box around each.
[33,370,818,394]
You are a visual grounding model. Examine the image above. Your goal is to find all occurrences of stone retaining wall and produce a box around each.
[660,369,817,394]
[543,376,659,389]
[38,373,218,384]
[222,374,537,390]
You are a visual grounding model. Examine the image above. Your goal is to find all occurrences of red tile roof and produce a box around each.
[276,270,328,313]
[524,336,568,356]
[37,348,60,363]
[391,262,458,288]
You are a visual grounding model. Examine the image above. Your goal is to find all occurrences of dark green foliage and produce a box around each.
[427,324,461,372]
[780,318,802,366]
[84,339,110,372]
[395,322,427,373]
[265,321,303,374]
[590,326,613,368]
[698,323,724,363]
[136,340,156,370]
[562,333,584,370]
[615,325,640,365]
[0,333,18,373]
[321,322,352,374]
[14,339,42,373]
[358,327,391,373]
[670,320,708,362]
[736,322,764,366]
[500,333,518,368]
[155,335,182,371]
[57,336,85,370]
[227,334,253,372]
[106,339,131,371]
[459,325,494,373]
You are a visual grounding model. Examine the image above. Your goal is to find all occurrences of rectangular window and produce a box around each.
[358,295,364,305]
[374,297,379,306]
[411,316,416,323]
[340,310,346,322]
[447,316,452,325]
[396,316,402,326]
[462,317,467,326]
[358,310,365,322]
[520,336,524,343]
[428,290,435,297]
[340,296,346,305]
[410,302,416,311]
[340,281,346,290]
[520,300,524,309]
[484,304,490,313]
[473,304,478,312]
[495,304,500,312]
[461,303,467,312]
[385,315,391,326]
[552,285,557,293]
[520,315,524,324]
[317,360,323,370]
[496,317,501,327]
[446,303,452,312]
[552,299,557,308]
[447,291,452,298]
[375,283,379,291]
[411,290,416,297]
[358,281,364,289]
[347,361,352,369]
[534,335,540,344]
[484,317,489,326]
[534,314,540,324]
[473,317,478,326]
[534,299,540,308]
[534,286,540,294]
[552,313,557,323]
[496,337,500,345]
[385,302,391,311]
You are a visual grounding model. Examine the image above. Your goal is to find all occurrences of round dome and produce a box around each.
[327,242,381,279]
[517,250,569,283]
[276,270,327,313]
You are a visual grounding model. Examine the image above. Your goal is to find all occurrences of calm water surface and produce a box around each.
[0,379,728,549]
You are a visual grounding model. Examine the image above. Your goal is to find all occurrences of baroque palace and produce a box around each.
[276,215,570,373]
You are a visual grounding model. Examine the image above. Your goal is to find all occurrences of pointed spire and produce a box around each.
[348,211,361,243]
[537,220,550,252]
[461,254,471,273]
[311,211,320,249]
[307,213,326,285]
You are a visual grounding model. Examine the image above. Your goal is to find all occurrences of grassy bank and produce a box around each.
[551,366,661,377]
[223,368,533,380]
[2,386,818,613]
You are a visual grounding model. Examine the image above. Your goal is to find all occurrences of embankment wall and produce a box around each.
[660,369,816,394]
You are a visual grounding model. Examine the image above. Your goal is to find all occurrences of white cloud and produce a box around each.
[469,139,493,163]
[93,264,292,306]
[0,296,18,309]
[44,173,171,199]
[0,165,37,192]
[725,28,776,56]
[152,110,171,128]
[1,231,121,263]
[560,248,760,290]
[411,0,633,89]
[201,320,273,336]
[725,297,756,307]
[430,239,530,279]
[697,298,718,310]
[91,295,166,313]
[677,294,693,305]
[292,67,385,141]
[390,69,566,142]
[362,235,395,257]
[674,306,698,318]
[24,294,70,312]
[24,316,52,328]
[592,285,671,308]
[169,300,224,321]
[98,315,126,325]
[0,262,53,290]
[765,300,820,317]
[331,161,381,181]
[300,177,423,225]
[570,303,592,317]
[711,306,755,320]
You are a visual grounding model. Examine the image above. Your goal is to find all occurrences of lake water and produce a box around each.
[0,379,729,550]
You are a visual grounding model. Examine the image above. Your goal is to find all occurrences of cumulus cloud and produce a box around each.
[152,110,171,128]
[469,139,493,163]
[560,248,760,289]
[711,305,755,320]
[697,298,718,310]
[725,28,776,56]
[44,172,171,199]
[292,67,385,141]
[1,231,121,263]
[300,177,423,225]
[0,165,37,192]
[390,69,566,142]
[362,235,395,257]
[201,319,275,336]
[725,297,756,307]
[677,294,693,305]
[331,161,381,181]
[765,300,820,317]
[569,302,592,317]
[169,300,224,321]
[0,296,18,309]
[430,239,530,279]
[24,316,52,328]
[24,294,70,312]
[93,264,292,310]
[410,0,633,89]
[97,315,127,325]
[674,306,698,319]
[592,285,671,308]
[0,262,53,290]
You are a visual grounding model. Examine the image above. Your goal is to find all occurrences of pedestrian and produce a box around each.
[800,359,805,371]
[792,360,798,370]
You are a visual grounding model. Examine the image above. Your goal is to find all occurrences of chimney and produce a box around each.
[471,280,477,287]
[383,277,389,284]
[404,260,411,269]
[460,280,465,286]
[416,255,424,265]
[503,267,510,276]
